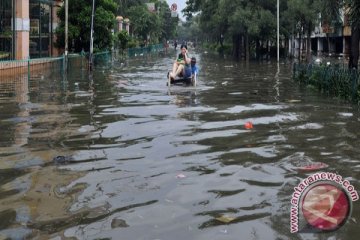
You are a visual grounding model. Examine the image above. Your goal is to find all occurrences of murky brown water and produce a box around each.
[0,52,360,240]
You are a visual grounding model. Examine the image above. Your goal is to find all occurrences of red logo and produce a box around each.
[301,183,351,231]
[171,3,177,11]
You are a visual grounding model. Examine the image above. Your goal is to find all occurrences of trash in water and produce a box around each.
[296,162,329,172]
[111,218,129,228]
[244,121,253,129]
[53,155,72,165]
[176,173,186,179]
[220,229,228,234]
[215,215,236,223]
[287,99,301,103]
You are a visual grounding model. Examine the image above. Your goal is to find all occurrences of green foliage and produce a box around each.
[293,63,360,102]
[347,0,360,27]
[56,0,117,53]
[202,42,218,51]
[177,17,202,41]
[217,44,232,55]
[117,30,130,50]
[127,39,138,49]
[116,0,177,42]
[116,0,144,16]
[285,0,319,41]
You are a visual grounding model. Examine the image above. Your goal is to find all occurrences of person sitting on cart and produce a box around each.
[169,44,192,82]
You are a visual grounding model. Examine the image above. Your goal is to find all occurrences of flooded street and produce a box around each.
[1,51,360,240]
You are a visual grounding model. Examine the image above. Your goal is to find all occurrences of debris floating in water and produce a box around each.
[176,173,186,179]
[53,155,72,165]
[215,215,236,223]
[296,162,329,172]
[244,121,253,129]
[287,99,301,103]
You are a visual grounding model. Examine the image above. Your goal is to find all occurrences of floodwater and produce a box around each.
[0,51,359,240]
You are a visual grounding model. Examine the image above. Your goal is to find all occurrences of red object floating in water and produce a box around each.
[244,121,253,129]
[297,162,329,172]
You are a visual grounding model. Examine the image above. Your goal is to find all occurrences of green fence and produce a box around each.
[293,63,360,102]
[0,51,115,81]
[127,44,164,57]
[1,45,163,83]
[0,56,65,81]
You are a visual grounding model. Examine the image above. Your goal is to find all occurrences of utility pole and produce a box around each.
[89,0,95,71]
[277,0,279,62]
[65,0,68,70]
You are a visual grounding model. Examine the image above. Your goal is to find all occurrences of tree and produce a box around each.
[156,0,178,42]
[117,30,130,51]
[285,0,319,62]
[127,4,161,44]
[183,0,203,20]
[56,0,117,53]
[116,0,144,16]
[177,16,202,42]
[183,0,278,60]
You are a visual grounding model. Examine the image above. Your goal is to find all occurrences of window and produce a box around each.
[0,0,14,60]
[29,0,52,58]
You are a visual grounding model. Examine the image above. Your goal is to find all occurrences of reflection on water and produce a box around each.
[0,52,359,239]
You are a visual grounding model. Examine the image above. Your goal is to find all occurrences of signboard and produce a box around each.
[171,11,178,17]
[171,3,177,17]
[171,3,177,11]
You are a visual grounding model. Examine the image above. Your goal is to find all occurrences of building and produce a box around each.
[289,10,353,59]
[0,0,63,61]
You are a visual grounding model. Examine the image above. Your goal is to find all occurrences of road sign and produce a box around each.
[171,3,177,11]
[171,11,178,17]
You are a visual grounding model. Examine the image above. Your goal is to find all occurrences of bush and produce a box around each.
[127,39,138,48]
[293,63,360,102]
[117,30,130,50]
[217,44,232,55]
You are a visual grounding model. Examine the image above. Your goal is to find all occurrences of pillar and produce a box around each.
[51,1,62,56]
[15,0,30,60]
[317,38,323,56]
[116,16,123,32]
[124,18,130,34]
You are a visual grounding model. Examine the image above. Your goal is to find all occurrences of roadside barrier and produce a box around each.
[0,45,164,87]
[127,44,164,57]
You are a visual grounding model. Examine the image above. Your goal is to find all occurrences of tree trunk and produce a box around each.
[284,37,289,58]
[256,39,260,60]
[306,25,312,63]
[245,34,250,62]
[298,34,302,60]
[233,34,241,60]
[349,25,359,69]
